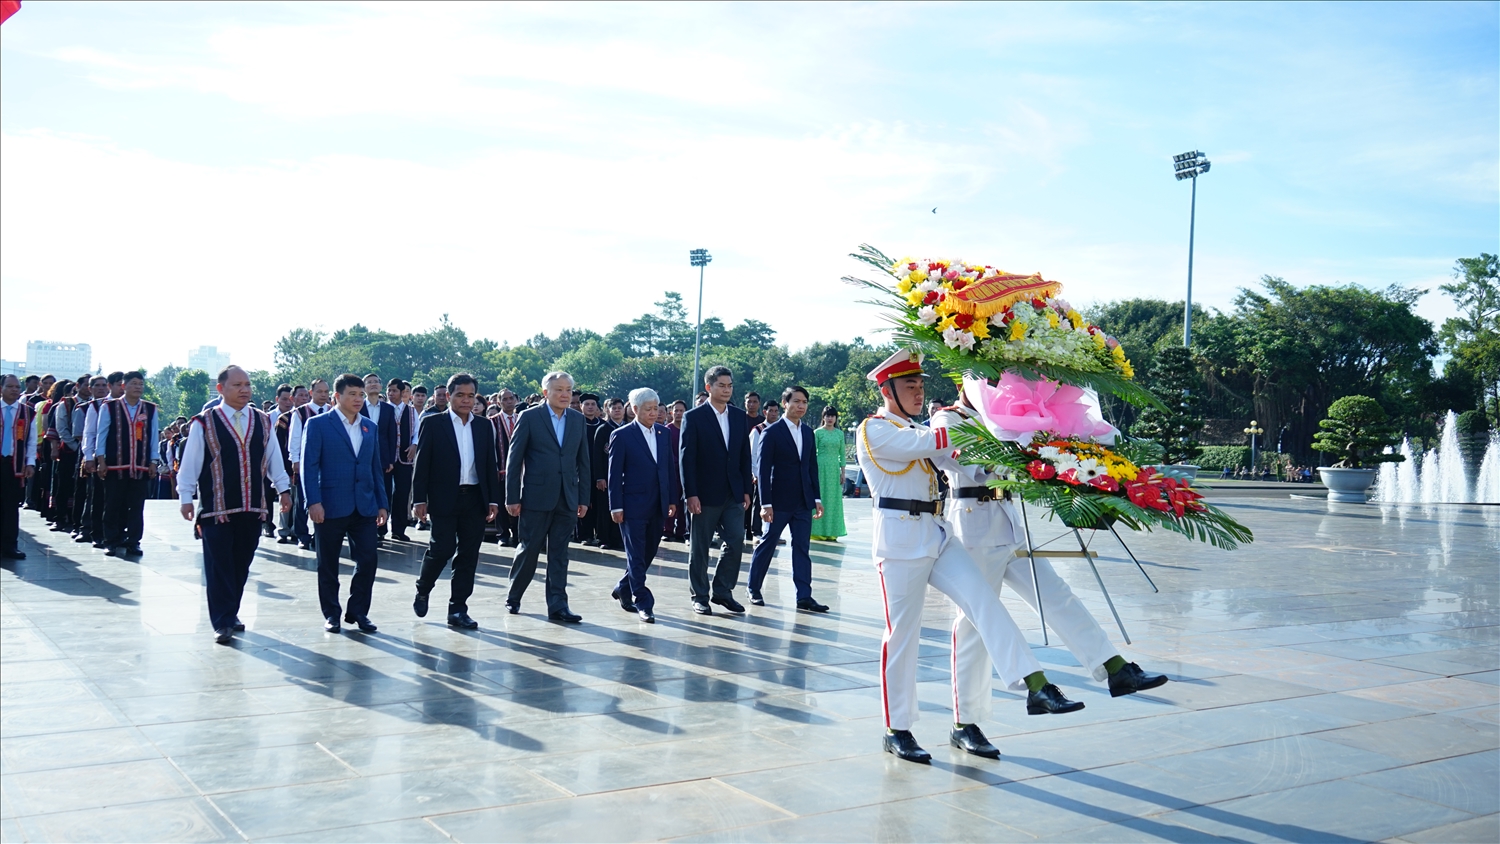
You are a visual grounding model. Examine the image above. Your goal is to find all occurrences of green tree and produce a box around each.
[1311,395,1405,468]
[554,339,625,392]
[1438,253,1500,421]
[175,369,212,418]
[1131,346,1205,465]
[150,365,183,417]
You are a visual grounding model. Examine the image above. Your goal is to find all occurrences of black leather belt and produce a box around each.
[458,484,479,494]
[878,497,943,516]
[953,486,1003,502]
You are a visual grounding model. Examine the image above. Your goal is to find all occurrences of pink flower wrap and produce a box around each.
[963,374,1118,444]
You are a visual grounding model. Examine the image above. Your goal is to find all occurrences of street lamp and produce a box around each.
[1244,419,1265,476]
[689,248,712,394]
[1173,150,1211,348]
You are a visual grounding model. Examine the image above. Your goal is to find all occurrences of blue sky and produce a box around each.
[2,1,1495,374]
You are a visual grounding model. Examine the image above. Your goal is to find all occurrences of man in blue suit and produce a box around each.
[748,386,829,612]
[301,373,389,634]
[608,388,679,623]
[679,365,753,615]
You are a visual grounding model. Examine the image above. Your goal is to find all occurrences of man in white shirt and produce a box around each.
[607,389,678,622]
[288,379,331,550]
[1,375,39,559]
[747,387,827,612]
[79,372,123,547]
[177,366,291,644]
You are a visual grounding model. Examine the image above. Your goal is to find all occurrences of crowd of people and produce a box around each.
[1,356,1169,765]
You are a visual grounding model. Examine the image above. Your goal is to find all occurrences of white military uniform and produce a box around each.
[856,351,1041,731]
[935,405,1119,725]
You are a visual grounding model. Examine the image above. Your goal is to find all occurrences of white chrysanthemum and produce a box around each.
[917,305,939,325]
[942,327,974,351]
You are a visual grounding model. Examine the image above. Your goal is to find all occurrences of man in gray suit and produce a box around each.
[505,371,591,622]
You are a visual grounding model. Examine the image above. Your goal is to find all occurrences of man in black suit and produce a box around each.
[679,365,753,615]
[591,397,624,551]
[412,373,499,630]
[505,371,591,623]
[747,386,828,612]
[379,379,418,541]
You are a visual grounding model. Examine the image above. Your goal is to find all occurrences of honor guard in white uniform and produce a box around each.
[856,350,1084,764]
[934,396,1168,758]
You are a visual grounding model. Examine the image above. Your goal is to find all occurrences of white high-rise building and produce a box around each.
[25,341,92,376]
[188,345,231,375]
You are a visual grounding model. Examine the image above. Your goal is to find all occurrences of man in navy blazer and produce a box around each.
[608,388,679,623]
[301,373,389,634]
[679,365,753,615]
[748,386,829,612]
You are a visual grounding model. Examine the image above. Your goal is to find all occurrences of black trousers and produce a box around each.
[388,464,413,536]
[84,474,105,540]
[70,463,89,530]
[291,475,311,543]
[30,457,52,515]
[314,512,379,621]
[509,497,576,613]
[50,451,77,528]
[416,486,486,613]
[262,479,277,536]
[688,498,746,602]
[496,501,518,544]
[593,485,620,547]
[1,472,22,553]
[103,474,150,548]
[201,512,262,631]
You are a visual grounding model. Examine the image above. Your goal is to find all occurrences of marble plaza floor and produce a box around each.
[1,496,1497,843]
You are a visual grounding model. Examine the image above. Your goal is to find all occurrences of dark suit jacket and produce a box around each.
[590,419,618,484]
[757,419,821,511]
[301,411,389,519]
[412,411,500,515]
[377,402,398,468]
[505,404,591,511]
[679,402,752,507]
[608,422,679,521]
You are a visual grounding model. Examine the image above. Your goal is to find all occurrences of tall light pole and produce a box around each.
[689,248,712,394]
[1173,150,1211,347]
[1244,419,1265,475]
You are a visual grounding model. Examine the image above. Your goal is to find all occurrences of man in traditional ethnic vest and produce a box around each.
[933,393,1168,760]
[80,372,124,547]
[272,388,298,544]
[69,376,106,541]
[177,366,292,645]
[2,375,39,560]
[856,350,1083,764]
[93,371,158,557]
[288,378,332,550]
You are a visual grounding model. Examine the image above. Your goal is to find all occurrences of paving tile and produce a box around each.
[169,743,359,794]
[1397,813,1500,844]
[1352,751,1500,815]
[666,795,1015,842]
[1,759,198,816]
[13,796,242,843]
[1168,779,1472,843]
[517,730,819,796]
[1139,734,1405,803]
[1345,676,1499,712]
[0,726,160,774]
[263,818,454,843]
[431,779,790,842]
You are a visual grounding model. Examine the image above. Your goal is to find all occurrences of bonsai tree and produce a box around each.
[1132,346,1205,465]
[1312,395,1405,468]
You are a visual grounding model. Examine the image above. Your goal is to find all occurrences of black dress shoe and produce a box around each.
[417,521,430,531]
[125,545,143,556]
[1108,662,1169,697]
[413,591,430,618]
[392,533,410,542]
[214,627,234,645]
[277,536,296,544]
[883,730,932,764]
[611,588,637,613]
[0,549,24,560]
[749,592,765,606]
[506,601,520,615]
[298,540,314,550]
[950,723,1000,759]
[692,600,712,615]
[1027,683,1086,715]
[796,598,830,613]
[638,609,655,623]
[582,538,602,548]
[548,609,583,624]
[343,612,377,633]
[711,595,745,613]
[74,534,93,543]
[92,541,108,549]
[232,619,246,632]
[104,546,123,557]
[448,611,479,630]
[324,617,341,633]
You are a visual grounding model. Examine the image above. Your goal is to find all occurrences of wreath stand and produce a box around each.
[1012,498,1159,646]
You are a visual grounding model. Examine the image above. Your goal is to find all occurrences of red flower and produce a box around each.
[1031,298,1046,309]
[953,313,974,329]
[1026,460,1055,480]
[1089,475,1120,492]
[951,278,968,292]
[1057,468,1082,485]
[922,290,941,305]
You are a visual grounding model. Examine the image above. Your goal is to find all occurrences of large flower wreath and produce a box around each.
[845,244,1253,550]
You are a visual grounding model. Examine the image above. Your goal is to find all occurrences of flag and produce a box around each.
[0,1,20,25]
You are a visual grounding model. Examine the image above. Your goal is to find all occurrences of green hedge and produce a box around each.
[1195,445,1251,471]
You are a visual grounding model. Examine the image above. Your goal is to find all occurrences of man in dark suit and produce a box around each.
[379,379,417,541]
[301,373,389,634]
[505,371,590,622]
[590,397,624,550]
[608,388,678,623]
[748,386,829,612]
[412,373,499,630]
[679,365,753,615]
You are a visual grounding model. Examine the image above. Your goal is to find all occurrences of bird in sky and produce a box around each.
[931,208,937,213]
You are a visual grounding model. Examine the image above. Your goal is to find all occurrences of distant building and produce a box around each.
[0,360,25,378]
[24,341,92,377]
[188,345,231,375]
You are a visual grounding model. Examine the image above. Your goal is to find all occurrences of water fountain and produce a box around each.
[1373,410,1499,504]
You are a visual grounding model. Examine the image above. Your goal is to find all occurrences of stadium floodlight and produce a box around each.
[690,249,713,393]
[1172,150,1211,346]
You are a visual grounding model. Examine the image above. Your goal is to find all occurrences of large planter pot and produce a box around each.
[1318,467,1376,503]
[1150,464,1201,484]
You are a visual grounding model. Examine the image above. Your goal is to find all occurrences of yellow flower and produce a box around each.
[1112,345,1126,361]
[1093,332,1106,349]
[970,318,990,340]
[1009,320,1028,341]
[1067,310,1084,327]
[935,296,956,316]
[1047,311,1060,329]
[905,290,924,307]
[896,278,915,295]
[911,270,928,283]
[1121,360,1135,379]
